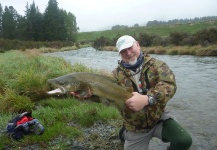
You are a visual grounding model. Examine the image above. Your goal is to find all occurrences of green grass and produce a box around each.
[0,50,121,148]
[0,50,99,111]
[77,20,217,42]
[0,98,120,148]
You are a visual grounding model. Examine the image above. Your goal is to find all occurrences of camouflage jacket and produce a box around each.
[112,54,176,132]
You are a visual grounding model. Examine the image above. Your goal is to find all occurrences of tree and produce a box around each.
[25,1,43,41]
[133,23,139,27]
[63,11,78,41]
[111,25,129,30]
[146,20,159,26]
[2,6,18,39]
[15,15,27,40]
[43,0,66,41]
[1,0,78,42]
[0,4,3,37]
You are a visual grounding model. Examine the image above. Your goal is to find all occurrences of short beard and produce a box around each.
[129,58,137,65]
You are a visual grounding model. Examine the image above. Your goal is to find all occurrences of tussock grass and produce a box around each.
[0,50,121,148]
[0,88,34,112]
[101,44,217,56]
[38,98,120,126]
[0,50,98,112]
[139,45,217,56]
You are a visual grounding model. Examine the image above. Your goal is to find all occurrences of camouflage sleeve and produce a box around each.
[147,60,177,104]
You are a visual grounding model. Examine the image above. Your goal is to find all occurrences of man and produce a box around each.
[113,35,192,150]
[72,35,192,150]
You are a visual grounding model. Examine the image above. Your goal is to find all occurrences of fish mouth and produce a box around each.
[47,86,66,95]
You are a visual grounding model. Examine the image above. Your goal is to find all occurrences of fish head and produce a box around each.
[47,74,81,95]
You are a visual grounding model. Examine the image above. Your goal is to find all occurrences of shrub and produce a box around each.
[194,27,217,45]
[169,32,189,46]
[137,33,153,47]
[92,36,112,49]
[152,36,163,46]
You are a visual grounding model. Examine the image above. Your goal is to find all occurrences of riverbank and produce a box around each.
[1,42,217,56]
[39,44,217,56]
[99,45,217,56]
[1,48,217,150]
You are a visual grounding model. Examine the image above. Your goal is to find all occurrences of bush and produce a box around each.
[137,33,154,47]
[194,27,217,45]
[169,32,189,46]
[92,36,112,49]
[0,39,75,51]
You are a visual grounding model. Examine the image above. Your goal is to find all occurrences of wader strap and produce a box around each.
[144,68,150,90]
[132,82,139,92]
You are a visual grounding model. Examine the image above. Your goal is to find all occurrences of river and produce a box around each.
[45,47,217,150]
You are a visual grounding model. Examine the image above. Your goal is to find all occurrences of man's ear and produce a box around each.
[136,41,140,47]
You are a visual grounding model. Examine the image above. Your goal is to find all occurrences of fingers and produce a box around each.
[71,92,82,98]
[70,92,76,96]
[125,92,138,105]
[70,90,92,99]
[125,92,145,111]
[125,99,135,111]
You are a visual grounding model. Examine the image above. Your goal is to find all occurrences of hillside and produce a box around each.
[77,20,217,42]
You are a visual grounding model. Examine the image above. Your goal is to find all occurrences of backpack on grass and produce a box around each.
[6,112,44,140]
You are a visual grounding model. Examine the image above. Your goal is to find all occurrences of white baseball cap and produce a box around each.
[116,35,136,53]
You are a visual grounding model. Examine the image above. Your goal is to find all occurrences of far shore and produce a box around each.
[35,44,217,57]
[99,45,217,56]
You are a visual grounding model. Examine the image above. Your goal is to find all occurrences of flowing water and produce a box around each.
[45,47,217,150]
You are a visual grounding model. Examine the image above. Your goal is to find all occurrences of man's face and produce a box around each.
[120,41,141,64]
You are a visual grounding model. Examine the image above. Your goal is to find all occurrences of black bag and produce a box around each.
[6,112,44,140]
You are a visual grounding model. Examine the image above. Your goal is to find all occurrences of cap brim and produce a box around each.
[118,41,134,53]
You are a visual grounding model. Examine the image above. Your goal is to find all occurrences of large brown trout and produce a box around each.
[47,72,133,111]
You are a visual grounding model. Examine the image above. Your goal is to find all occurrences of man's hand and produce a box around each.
[70,88,92,99]
[125,92,149,111]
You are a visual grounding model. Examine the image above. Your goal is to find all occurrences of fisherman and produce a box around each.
[71,35,192,150]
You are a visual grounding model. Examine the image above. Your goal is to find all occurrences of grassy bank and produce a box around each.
[76,20,217,57]
[1,20,217,56]
[77,20,217,42]
[0,50,121,149]
[99,44,217,56]
[22,43,217,56]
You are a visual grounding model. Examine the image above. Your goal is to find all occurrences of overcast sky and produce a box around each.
[1,0,217,32]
